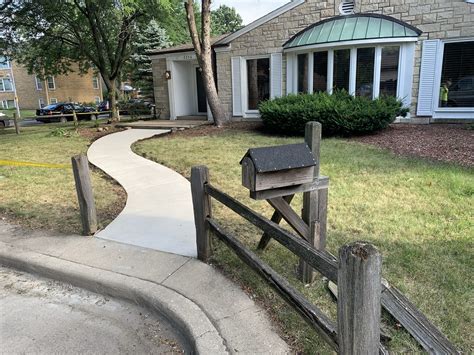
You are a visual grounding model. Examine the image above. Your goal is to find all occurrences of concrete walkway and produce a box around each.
[0,222,289,354]
[88,129,197,257]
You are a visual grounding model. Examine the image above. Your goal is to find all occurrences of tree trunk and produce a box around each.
[109,79,120,121]
[185,0,226,127]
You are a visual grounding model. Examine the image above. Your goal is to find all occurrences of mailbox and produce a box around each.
[240,143,317,192]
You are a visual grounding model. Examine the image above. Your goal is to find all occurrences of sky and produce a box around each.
[212,0,290,25]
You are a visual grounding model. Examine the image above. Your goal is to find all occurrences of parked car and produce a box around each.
[448,76,474,107]
[0,112,13,128]
[36,103,96,123]
[97,100,110,112]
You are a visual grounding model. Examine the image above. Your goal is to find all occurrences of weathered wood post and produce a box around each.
[299,121,328,283]
[72,110,78,127]
[71,154,98,236]
[338,241,382,354]
[13,112,20,135]
[191,165,213,262]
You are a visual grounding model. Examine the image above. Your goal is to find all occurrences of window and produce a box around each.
[297,54,309,93]
[50,98,58,104]
[356,47,375,98]
[1,99,15,109]
[246,58,270,110]
[333,49,350,92]
[94,96,101,105]
[313,51,328,93]
[0,56,10,69]
[0,77,13,91]
[35,76,43,90]
[380,46,399,97]
[439,41,474,108]
[92,76,99,89]
[47,76,55,90]
[38,98,45,108]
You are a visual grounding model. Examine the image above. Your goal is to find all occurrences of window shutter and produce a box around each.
[231,56,243,116]
[270,53,283,98]
[417,40,440,116]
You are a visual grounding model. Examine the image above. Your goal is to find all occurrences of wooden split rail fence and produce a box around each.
[190,123,458,353]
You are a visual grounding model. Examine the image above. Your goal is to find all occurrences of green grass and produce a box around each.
[0,123,125,233]
[0,109,37,119]
[134,128,473,353]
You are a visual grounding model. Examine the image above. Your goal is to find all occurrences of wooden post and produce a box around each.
[299,121,327,283]
[71,154,98,236]
[72,110,78,127]
[191,165,213,262]
[13,112,20,134]
[338,242,382,354]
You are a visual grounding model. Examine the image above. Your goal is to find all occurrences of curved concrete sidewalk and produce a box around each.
[88,129,197,257]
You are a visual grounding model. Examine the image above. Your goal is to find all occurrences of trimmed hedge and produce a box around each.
[259,91,408,136]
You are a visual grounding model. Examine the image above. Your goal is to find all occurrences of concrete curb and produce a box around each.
[0,243,228,354]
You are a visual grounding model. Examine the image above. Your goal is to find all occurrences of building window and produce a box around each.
[35,76,43,90]
[297,54,309,93]
[313,51,328,93]
[47,76,55,90]
[0,77,13,91]
[50,98,58,104]
[1,99,15,109]
[94,96,101,105]
[333,49,350,92]
[380,46,399,97]
[38,98,45,108]
[439,41,474,108]
[356,47,375,98]
[0,56,10,69]
[246,58,270,110]
[92,76,99,89]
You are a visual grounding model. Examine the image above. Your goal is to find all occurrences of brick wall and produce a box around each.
[215,0,474,121]
[0,62,103,110]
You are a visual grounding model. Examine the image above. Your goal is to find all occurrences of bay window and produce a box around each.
[333,49,350,92]
[355,47,375,97]
[313,51,328,93]
[380,46,400,97]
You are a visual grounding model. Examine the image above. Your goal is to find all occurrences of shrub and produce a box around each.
[258,90,408,136]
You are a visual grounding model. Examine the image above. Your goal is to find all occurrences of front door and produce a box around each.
[195,68,207,113]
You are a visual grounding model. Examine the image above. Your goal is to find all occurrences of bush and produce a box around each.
[259,90,408,136]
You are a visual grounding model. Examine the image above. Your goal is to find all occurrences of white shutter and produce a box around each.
[286,53,295,94]
[270,53,283,98]
[231,56,243,116]
[417,40,440,116]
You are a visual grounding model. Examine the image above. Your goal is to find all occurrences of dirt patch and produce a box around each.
[166,121,264,138]
[77,125,125,141]
[352,124,474,167]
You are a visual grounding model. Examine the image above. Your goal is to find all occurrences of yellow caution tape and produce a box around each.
[0,160,70,169]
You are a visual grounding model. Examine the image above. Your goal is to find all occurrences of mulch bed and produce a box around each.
[352,124,474,167]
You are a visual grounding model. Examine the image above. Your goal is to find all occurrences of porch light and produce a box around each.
[165,70,171,80]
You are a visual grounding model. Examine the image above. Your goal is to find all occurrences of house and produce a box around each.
[0,58,104,110]
[150,0,474,123]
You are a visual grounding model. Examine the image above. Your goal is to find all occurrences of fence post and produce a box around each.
[191,165,212,262]
[299,121,327,283]
[72,110,78,127]
[71,154,98,236]
[338,241,382,354]
[13,112,20,135]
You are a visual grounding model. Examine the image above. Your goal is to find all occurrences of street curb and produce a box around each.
[0,243,228,354]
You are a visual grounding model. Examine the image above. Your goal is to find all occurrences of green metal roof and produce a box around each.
[284,14,422,49]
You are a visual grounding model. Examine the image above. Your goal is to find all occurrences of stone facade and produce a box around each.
[151,0,473,121]
[0,62,103,110]
[152,59,171,118]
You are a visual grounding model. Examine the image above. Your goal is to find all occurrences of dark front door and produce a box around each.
[195,68,207,113]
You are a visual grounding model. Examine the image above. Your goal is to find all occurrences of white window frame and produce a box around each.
[92,76,99,89]
[431,37,474,120]
[38,98,45,108]
[47,76,56,90]
[0,77,13,92]
[241,54,271,118]
[0,57,10,69]
[35,76,43,90]
[50,98,58,104]
[287,40,414,108]
[94,96,101,105]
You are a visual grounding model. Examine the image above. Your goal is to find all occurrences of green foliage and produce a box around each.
[211,5,243,35]
[48,127,78,138]
[259,91,409,136]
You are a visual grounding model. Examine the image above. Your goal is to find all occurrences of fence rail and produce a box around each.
[191,164,458,354]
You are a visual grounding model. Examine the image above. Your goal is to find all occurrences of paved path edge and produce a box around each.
[0,242,228,354]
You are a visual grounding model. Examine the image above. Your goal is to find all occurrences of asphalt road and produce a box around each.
[0,267,188,353]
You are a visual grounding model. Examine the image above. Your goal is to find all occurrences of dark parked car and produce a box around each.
[98,100,110,112]
[36,102,96,123]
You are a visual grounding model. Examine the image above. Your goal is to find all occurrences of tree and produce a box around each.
[211,5,243,36]
[127,20,171,102]
[185,0,226,127]
[2,0,168,121]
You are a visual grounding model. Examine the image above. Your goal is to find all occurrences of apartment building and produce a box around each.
[0,57,104,110]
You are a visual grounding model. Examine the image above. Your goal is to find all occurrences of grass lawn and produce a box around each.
[134,126,473,353]
[0,123,125,233]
